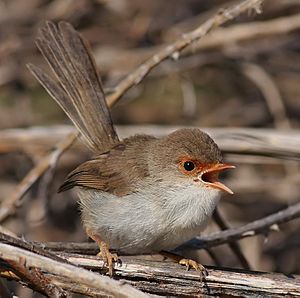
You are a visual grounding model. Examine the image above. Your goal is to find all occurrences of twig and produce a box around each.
[2,248,299,297]
[186,12,300,55]
[241,62,299,186]
[1,125,300,160]
[106,0,263,106]
[204,248,222,266]
[241,62,291,129]
[88,12,300,78]
[186,201,300,250]
[0,243,149,298]
[0,132,78,223]
[5,258,67,297]
[0,232,72,265]
[213,208,251,270]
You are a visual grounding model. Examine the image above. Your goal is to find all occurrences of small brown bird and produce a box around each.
[28,21,235,276]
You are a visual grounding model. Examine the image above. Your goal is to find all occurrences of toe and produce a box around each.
[179,258,208,280]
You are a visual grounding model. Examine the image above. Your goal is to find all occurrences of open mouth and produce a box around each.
[200,163,235,194]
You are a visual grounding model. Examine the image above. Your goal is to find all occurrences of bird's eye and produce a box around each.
[183,161,195,171]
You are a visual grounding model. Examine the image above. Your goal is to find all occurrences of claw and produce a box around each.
[179,258,208,281]
[86,229,119,276]
[97,247,119,276]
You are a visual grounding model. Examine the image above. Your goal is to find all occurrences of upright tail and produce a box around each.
[27,21,119,152]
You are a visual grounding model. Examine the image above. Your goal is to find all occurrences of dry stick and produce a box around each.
[0,232,72,265]
[187,12,300,55]
[212,208,251,270]
[241,63,299,185]
[1,126,300,160]
[93,12,300,79]
[5,259,67,298]
[241,63,291,129]
[2,252,299,297]
[186,201,300,250]
[0,132,78,223]
[106,0,263,106]
[0,243,149,298]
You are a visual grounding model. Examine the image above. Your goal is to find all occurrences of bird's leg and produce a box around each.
[161,251,208,280]
[86,229,119,276]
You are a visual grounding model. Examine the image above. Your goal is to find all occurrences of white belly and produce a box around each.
[78,183,220,254]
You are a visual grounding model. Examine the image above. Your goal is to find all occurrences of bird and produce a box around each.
[28,21,235,276]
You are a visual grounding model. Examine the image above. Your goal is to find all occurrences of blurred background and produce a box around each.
[0,0,299,295]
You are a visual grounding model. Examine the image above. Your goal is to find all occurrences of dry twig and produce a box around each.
[187,201,300,250]
[212,208,251,270]
[106,0,263,106]
[241,63,291,129]
[0,132,78,223]
[0,243,149,298]
[0,244,299,297]
[5,259,67,297]
[1,125,300,160]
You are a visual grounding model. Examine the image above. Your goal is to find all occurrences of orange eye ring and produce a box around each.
[178,157,199,176]
[183,161,195,171]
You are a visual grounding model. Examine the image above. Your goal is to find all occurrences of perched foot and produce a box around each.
[179,258,208,280]
[161,251,208,280]
[86,229,119,276]
[97,241,119,276]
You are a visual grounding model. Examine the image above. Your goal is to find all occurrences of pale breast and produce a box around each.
[77,183,220,254]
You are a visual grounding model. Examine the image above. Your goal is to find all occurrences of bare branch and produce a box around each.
[1,126,300,161]
[0,132,78,223]
[0,243,149,298]
[241,63,291,129]
[186,201,300,250]
[5,259,67,297]
[1,247,299,297]
[213,208,251,270]
[106,0,263,106]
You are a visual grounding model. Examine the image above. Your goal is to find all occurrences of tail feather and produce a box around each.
[28,21,119,152]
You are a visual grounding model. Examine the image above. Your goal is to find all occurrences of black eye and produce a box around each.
[183,161,195,171]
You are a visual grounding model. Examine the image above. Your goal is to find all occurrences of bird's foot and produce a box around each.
[97,242,119,276]
[179,258,208,280]
[86,229,119,276]
[161,251,207,281]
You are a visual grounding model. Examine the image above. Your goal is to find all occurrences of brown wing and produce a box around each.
[28,21,119,152]
[59,135,156,196]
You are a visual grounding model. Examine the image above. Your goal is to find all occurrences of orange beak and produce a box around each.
[200,163,235,194]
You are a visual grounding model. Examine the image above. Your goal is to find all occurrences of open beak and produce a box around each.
[200,163,235,194]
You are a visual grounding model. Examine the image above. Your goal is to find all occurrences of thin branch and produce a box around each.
[2,248,299,297]
[1,126,300,160]
[90,12,300,78]
[241,62,291,129]
[0,132,78,223]
[106,0,263,106]
[186,201,300,250]
[5,259,67,297]
[186,12,300,55]
[0,232,72,265]
[0,243,149,298]
[213,208,251,270]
